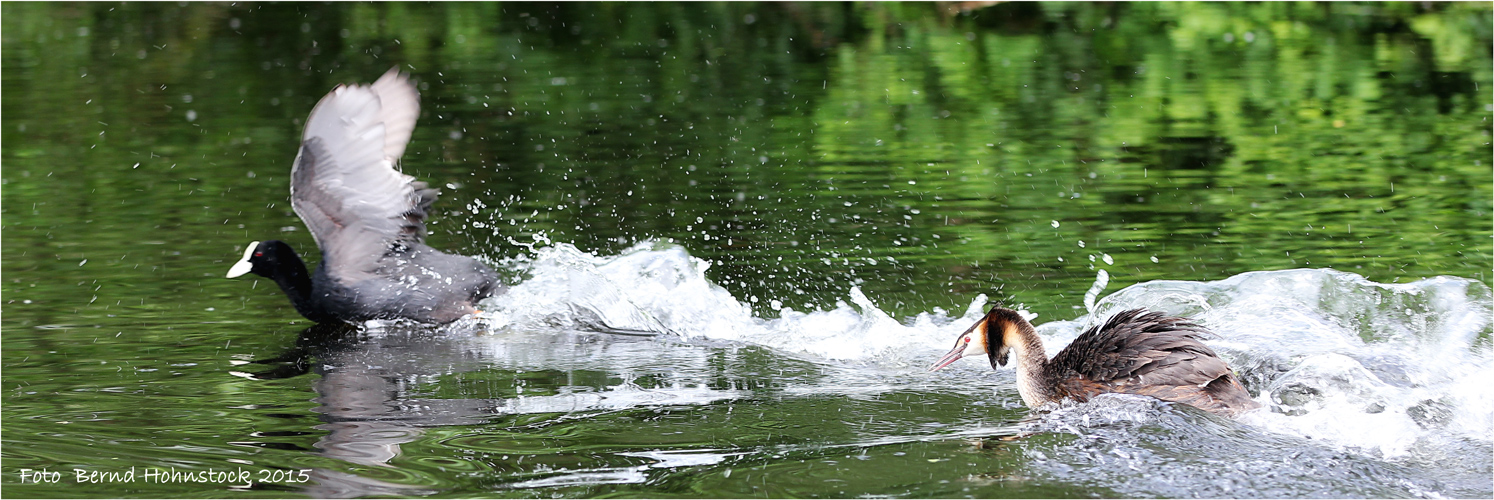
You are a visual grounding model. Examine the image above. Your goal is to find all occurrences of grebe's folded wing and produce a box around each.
[1051,309,1228,386]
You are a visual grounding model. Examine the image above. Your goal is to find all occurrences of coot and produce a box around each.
[227,68,500,324]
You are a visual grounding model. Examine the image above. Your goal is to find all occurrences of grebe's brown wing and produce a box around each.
[1049,309,1259,415]
[1049,309,1221,384]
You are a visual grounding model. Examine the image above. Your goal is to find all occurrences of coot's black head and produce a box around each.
[226,240,293,279]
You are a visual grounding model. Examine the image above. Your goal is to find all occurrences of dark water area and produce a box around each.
[3,2,1491,498]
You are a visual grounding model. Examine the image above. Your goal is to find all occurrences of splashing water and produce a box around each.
[480,241,993,366]
[1084,269,1110,313]
[471,241,1491,496]
[1070,269,1493,457]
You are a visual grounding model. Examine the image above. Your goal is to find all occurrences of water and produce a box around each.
[3,2,1491,498]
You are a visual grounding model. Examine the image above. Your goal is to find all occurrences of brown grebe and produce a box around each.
[930,307,1261,417]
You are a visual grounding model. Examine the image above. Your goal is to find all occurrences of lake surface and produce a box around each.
[3,2,1491,498]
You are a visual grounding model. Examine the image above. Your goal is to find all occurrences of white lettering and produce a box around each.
[74,467,136,483]
[20,466,293,484]
[20,468,61,483]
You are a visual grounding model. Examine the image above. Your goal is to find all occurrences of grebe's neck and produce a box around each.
[989,310,1058,408]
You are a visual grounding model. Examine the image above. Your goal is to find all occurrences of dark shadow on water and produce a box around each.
[237,322,438,497]
[233,320,746,497]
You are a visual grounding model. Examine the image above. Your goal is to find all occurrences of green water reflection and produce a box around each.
[3,2,1490,498]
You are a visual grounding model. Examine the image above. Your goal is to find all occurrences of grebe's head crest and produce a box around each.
[930,305,1017,371]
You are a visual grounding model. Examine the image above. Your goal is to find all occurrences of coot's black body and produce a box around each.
[228,69,500,324]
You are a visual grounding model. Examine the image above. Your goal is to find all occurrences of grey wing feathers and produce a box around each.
[289,68,432,277]
[368,68,420,161]
[1052,309,1229,386]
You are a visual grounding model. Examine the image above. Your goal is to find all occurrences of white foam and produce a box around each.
[478,241,995,365]
[476,241,1493,458]
[1089,269,1494,458]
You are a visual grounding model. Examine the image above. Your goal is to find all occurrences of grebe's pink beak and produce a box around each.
[929,317,989,372]
[928,342,966,371]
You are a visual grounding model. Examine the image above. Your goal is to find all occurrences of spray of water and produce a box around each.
[475,240,1492,460]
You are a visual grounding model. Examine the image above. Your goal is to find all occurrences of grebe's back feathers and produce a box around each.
[1048,309,1257,415]
[1050,309,1219,383]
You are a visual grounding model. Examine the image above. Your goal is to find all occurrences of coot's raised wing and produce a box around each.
[290,68,437,279]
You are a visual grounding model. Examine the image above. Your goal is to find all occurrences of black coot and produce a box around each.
[227,68,501,324]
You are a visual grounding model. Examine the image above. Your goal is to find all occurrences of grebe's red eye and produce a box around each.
[962,337,970,344]
[254,252,263,257]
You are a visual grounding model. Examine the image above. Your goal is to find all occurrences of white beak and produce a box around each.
[226,242,259,278]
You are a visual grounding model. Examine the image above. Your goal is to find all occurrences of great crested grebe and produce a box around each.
[227,68,500,324]
[930,306,1261,417]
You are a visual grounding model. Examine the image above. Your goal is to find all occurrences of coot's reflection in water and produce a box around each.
[236,322,750,497]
